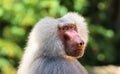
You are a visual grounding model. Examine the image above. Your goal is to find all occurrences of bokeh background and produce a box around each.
[0,0,120,74]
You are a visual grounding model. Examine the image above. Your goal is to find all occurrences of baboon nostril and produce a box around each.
[80,41,84,45]
[77,41,84,47]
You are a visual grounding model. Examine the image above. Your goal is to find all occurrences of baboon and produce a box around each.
[17,12,89,74]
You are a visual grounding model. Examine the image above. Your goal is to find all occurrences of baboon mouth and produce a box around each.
[74,49,82,53]
[71,49,83,57]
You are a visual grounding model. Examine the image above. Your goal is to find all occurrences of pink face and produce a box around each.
[58,23,85,57]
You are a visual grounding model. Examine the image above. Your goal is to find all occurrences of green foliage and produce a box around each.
[88,25,115,63]
[0,0,119,74]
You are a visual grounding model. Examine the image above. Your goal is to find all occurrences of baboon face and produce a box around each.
[58,22,85,58]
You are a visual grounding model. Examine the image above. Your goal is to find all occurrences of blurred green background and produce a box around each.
[0,0,120,74]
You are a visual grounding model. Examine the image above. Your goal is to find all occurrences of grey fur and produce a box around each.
[29,57,88,74]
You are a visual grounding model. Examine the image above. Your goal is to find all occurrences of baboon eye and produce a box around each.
[71,25,75,29]
[63,26,69,30]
